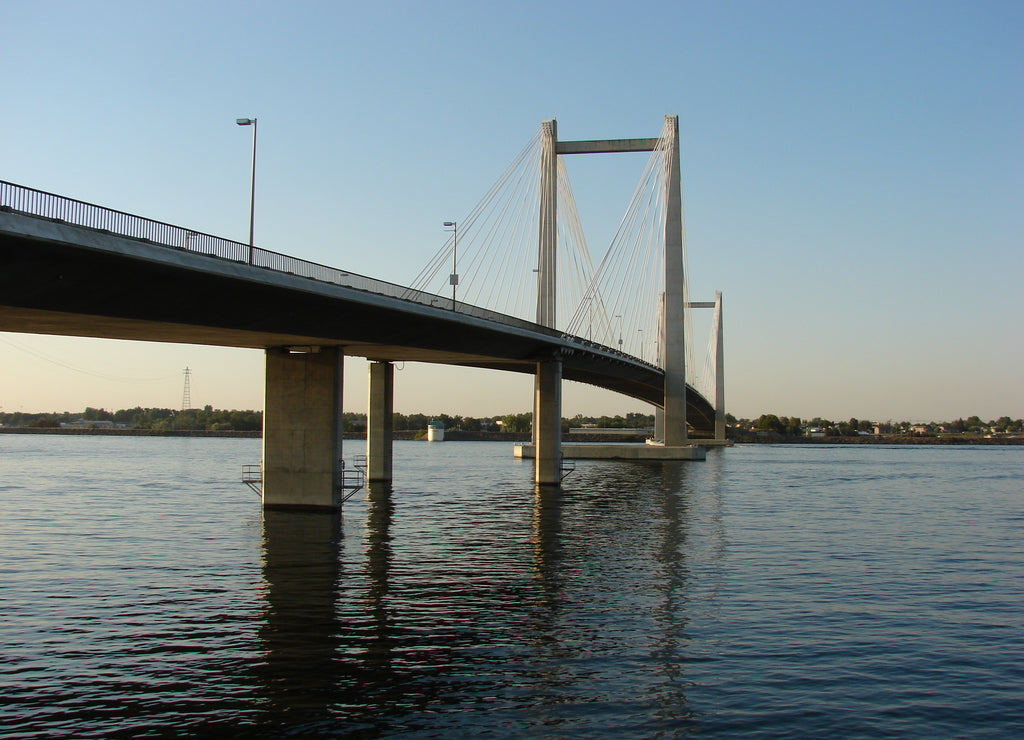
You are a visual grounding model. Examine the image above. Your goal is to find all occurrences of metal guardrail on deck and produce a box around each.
[1,179,655,368]
[0,180,552,330]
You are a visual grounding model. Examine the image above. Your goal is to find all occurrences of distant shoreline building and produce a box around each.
[61,420,128,430]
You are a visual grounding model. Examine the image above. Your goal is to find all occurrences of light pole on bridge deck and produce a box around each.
[615,314,623,351]
[444,221,458,309]
[236,117,258,264]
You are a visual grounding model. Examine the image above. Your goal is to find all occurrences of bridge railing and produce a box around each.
[0,179,656,367]
[1,180,251,263]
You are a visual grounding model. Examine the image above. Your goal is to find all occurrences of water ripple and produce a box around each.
[1,438,1022,736]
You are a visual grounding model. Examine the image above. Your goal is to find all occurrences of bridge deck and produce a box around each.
[0,207,715,433]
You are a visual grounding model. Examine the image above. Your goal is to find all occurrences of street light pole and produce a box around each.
[236,117,257,263]
[444,221,458,309]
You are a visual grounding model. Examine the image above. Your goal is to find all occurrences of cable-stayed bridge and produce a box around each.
[0,115,724,508]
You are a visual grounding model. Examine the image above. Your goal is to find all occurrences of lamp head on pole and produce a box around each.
[236,117,258,257]
[444,222,458,305]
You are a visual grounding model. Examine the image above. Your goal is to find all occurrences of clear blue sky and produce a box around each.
[2,0,1021,422]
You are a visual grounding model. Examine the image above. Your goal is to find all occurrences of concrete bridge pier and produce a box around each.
[534,357,563,485]
[262,346,345,510]
[366,361,394,483]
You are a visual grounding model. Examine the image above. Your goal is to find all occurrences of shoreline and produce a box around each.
[1,427,1021,445]
[730,434,1023,446]
[0,427,261,438]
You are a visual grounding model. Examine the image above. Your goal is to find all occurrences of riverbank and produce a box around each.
[730,433,1023,446]
[0,427,260,438]
[0,427,533,443]
[2,427,1020,445]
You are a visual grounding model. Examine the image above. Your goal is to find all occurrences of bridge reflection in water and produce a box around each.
[253,453,719,735]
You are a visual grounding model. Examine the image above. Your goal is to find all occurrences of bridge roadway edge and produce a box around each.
[0,209,715,433]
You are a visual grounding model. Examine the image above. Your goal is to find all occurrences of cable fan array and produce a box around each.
[406,131,542,319]
[565,135,670,362]
[407,120,711,400]
[406,130,599,328]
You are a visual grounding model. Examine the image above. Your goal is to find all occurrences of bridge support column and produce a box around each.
[534,357,563,485]
[262,347,345,510]
[367,361,394,483]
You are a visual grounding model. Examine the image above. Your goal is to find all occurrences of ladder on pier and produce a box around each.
[241,461,365,503]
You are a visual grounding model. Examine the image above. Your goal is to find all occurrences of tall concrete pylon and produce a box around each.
[713,290,726,442]
[533,119,562,483]
[537,119,558,330]
[538,115,693,448]
[687,292,726,443]
[660,115,689,447]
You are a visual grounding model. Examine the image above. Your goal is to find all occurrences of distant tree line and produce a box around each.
[2,408,1020,437]
[0,408,655,435]
[388,411,656,434]
[0,406,261,432]
[731,414,1024,437]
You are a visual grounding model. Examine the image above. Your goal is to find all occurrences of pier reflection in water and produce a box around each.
[255,448,716,736]
[5,438,1019,737]
[257,509,343,729]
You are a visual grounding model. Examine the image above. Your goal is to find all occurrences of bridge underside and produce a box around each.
[0,213,715,434]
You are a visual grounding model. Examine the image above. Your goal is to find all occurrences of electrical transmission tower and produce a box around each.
[182,367,192,411]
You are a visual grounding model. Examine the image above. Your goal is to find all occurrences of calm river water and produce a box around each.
[1,436,1021,737]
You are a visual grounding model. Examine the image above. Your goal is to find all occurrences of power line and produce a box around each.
[0,336,178,384]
